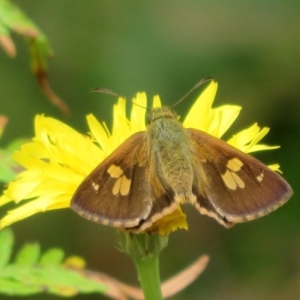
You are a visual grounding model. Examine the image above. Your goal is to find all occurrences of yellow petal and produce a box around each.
[245,127,271,152]
[226,123,279,153]
[246,144,280,153]
[227,123,261,149]
[86,114,110,150]
[0,194,14,206]
[183,80,218,131]
[147,206,188,236]
[131,92,147,132]
[209,105,242,138]
[0,195,70,228]
[112,98,130,144]
[152,95,162,108]
[268,164,282,173]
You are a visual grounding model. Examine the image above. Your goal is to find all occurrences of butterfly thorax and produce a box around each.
[146,107,196,203]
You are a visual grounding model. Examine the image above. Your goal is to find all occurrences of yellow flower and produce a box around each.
[0,80,280,234]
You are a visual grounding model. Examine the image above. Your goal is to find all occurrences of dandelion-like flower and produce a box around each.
[0,80,281,235]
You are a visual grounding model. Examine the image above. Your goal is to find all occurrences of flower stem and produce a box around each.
[118,232,168,300]
[133,253,163,300]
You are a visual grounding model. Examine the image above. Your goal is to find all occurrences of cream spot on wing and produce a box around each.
[112,177,122,195]
[102,219,110,225]
[227,158,243,172]
[231,172,245,189]
[222,158,246,190]
[111,221,123,227]
[120,176,131,196]
[256,172,264,182]
[92,181,100,192]
[111,175,131,196]
[222,170,237,190]
[257,211,265,218]
[107,164,123,178]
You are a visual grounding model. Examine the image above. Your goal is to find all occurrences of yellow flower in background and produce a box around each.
[0,80,280,234]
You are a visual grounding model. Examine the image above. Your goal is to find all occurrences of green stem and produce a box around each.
[133,254,163,300]
[118,232,168,300]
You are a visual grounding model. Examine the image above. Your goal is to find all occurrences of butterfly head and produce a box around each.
[146,106,177,125]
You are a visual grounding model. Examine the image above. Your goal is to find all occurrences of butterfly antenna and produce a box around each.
[171,77,215,108]
[92,88,148,110]
[92,88,126,99]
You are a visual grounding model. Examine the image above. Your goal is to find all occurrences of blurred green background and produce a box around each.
[1,0,300,299]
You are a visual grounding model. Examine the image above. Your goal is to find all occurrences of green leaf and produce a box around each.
[0,228,108,297]
[0,278,41,295]
[0,138,28,183]
[0,0,70,116]
[40,248,64,266]
[0,0,40,35]
[15,242,40,265]
[0,228,14,268]
[5,138,28,152]
[0,22,9,35]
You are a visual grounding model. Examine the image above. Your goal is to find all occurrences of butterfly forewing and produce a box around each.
[188,128,293,225]
[71,132,153,228]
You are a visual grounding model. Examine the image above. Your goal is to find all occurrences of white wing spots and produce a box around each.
[256,172,264,182]
[226,158,243,172]
[107,164,123,178]
[222,158,245,190]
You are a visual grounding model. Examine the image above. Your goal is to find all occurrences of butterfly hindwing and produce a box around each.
[188,128,293,226]
[133,193,180,232]
[71,132,153,228]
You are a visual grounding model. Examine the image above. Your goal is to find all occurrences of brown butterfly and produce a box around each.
[71,80,293,232]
